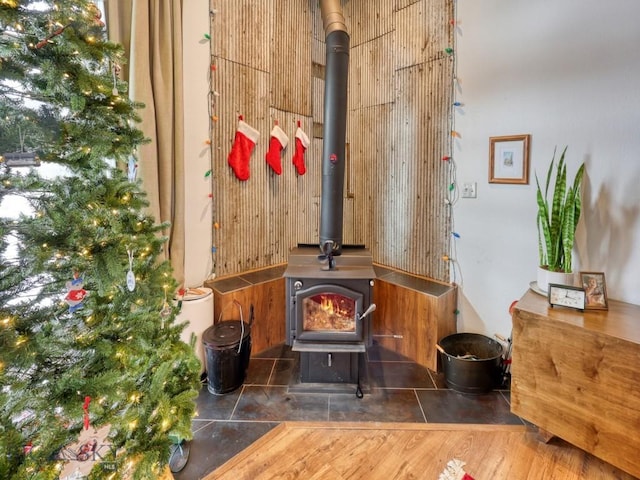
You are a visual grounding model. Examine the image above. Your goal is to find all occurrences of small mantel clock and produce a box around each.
[548,283,586,311]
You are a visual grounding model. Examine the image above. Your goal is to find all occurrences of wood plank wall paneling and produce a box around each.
[373,279,457,371]
[209,0,453,280]
[212,278,286,355]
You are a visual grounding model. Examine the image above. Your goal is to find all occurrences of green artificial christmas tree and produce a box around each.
[0,1,201,478]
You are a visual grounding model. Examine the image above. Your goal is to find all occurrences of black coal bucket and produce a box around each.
[203,302,253,395]
[437,333,504,394]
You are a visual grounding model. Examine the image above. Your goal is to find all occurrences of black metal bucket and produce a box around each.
[203,302,253,395]
[437,333,504,394]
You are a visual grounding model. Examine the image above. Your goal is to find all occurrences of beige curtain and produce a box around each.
[106,0,186,285]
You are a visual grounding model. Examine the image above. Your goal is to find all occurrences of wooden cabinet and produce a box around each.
[511,290,640,478]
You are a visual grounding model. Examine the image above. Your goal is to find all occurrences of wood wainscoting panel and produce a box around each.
[205,264,458,368]
[372,268,457,371]
[205,266,286,355]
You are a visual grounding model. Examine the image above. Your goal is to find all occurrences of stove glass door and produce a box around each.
[296,284,363,342]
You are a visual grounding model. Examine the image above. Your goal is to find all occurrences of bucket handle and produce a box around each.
[218,300,246,354]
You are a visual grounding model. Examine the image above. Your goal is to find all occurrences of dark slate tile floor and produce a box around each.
[173,343,522,479]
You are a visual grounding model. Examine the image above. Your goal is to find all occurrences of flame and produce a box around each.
[320,296,336,314]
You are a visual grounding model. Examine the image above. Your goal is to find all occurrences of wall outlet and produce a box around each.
[462,182,477,198]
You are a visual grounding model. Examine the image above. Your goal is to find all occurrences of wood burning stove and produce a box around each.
[285,246,375,392]
[285,246,375,349]
[284,2,376,393]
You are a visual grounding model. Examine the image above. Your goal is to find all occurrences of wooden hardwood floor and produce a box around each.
[205,422,636,479]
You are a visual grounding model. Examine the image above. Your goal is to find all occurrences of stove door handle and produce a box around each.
[357,303,377,321]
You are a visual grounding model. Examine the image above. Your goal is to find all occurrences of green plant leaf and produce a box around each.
[536,146,584,272]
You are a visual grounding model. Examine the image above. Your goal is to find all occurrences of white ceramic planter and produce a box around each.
[537,267,574,293]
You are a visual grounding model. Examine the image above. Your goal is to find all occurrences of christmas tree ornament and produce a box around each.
[35,24,69,49]
[126,248,136,292]
[82,396,91,430]
[65,274,87,313]
[227,115,259,181]
[127,156,138,182]
[112,62,120,96]
[292,123,310,175]
[265,123,289,175]
[160,289,172,329]
[82,3,105,29]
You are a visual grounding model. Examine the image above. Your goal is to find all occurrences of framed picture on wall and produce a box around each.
[579,271,608,310]
[489,134,531,184]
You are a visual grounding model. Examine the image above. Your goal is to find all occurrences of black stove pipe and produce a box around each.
[319,0,349,258]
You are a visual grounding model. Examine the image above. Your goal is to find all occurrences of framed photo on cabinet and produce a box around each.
[579,271,608,310]
[489,134,530,184]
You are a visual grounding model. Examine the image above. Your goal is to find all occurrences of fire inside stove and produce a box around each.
[303,293,356,332]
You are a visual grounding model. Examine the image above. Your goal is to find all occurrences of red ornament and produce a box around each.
[83,396,91,430]
[65,275,87,312]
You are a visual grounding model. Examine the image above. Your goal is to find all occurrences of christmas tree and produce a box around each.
[0,1,201,478]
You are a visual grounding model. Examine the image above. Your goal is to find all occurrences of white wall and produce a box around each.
[182,0,640,335]
[182,0,213,287]
[454,0,640,337]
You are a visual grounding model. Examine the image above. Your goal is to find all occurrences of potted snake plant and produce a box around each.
[535,146,585,292]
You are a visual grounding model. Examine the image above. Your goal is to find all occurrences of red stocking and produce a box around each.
[292,125,310,175]
[228,116,260,181]
[265,124,289,175]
